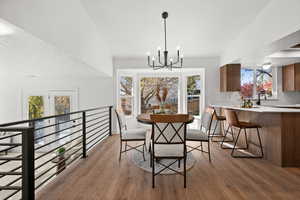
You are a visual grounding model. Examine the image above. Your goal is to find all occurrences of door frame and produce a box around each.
[22,89,79,120]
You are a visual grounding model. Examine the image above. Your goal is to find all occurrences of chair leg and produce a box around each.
[200,141,203,151]
[178,159,181,168]
[142,140,146,161]
[149,144,152,167]
[152,154,155,188]
[125,141,127,153]
[208,140,211,162]
[119,140,122,162]
[148,141,151,153]
[231,128,242,157]
[257,128,264,158]
[184,154,187,188]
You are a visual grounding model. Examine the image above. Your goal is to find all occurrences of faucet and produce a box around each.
[256,90,267,105]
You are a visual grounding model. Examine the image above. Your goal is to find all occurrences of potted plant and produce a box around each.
[57,147,66,159]
[56,147,66,174]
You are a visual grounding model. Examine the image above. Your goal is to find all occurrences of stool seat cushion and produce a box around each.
[239,121,261,128]
[216,115,226,121]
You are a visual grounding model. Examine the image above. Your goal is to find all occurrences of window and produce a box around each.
[140,77,179,114]
[187,75,201,115]
[256,66,273,97]
[54,96,71,144]
[241,69,254,98]
[240,66,276,99]
[119,76,133,115]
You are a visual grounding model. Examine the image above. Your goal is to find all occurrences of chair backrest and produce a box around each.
[200,107,214,133]
[115,109,126,137]
[224,109,240,127]
[150,114,189,144]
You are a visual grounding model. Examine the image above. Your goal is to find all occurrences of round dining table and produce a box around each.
[137,113,194,125]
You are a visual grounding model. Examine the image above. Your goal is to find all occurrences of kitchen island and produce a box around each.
[212,105,300,167]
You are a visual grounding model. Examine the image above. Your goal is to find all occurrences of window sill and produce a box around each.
[251,98,279,101]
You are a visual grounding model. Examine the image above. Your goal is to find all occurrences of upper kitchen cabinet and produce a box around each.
[220,64,241,92]
[282,63,300,91]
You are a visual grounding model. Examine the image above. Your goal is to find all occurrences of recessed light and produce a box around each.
[0,22,14,36]
[26,74,39,78]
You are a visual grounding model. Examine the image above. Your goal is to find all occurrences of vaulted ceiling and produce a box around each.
[1,0,300,77]
[82,0,270,57]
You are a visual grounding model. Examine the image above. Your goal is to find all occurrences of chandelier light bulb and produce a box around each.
[170,58,173,62]
[157,46,162,51]
[176,46,181,50]
[152,56,155,61]
[146,52,151,56]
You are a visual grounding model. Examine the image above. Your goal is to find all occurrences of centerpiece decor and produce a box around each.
[156,87,168,114]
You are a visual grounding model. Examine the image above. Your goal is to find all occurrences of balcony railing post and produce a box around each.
[22,127,35,200]
[109,106,112,136]
[82,111,87,158]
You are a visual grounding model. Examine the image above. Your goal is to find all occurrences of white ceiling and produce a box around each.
[83,0,270,57]
[2,0,300,77]
[0,19,104,78]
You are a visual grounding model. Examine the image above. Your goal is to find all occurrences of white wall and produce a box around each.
[0,19,114,124]
[113,56,222,108]
[0,76,113,124]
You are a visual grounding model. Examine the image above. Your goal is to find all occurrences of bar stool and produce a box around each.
[209,107,226,142]
[222,109,264,158]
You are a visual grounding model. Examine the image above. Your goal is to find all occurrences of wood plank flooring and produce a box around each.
[37,135,300,200]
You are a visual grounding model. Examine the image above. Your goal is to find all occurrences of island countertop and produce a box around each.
[210,105,300,113]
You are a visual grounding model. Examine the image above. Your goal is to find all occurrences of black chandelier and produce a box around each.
[147,11,183,70]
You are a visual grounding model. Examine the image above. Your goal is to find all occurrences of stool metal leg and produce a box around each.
[231,128,242,157]
[211,120,218,137]
[221,125,235,149]
[257,128,264,158]
[244,128,249,149]
[232,127,264,158]
[211,120,225,142]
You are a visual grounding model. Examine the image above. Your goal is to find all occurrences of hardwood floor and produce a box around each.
[37,135,300,200]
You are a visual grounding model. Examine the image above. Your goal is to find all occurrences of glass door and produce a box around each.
[49,91,78,146]
[24,90,78,149]
[185,75,202,129]
[27,95,49,145]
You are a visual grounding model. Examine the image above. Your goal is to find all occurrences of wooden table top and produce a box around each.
[137,114,194,125]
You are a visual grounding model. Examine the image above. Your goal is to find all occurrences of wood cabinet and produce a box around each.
[220,64,241,92]
[282,63,300,91]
